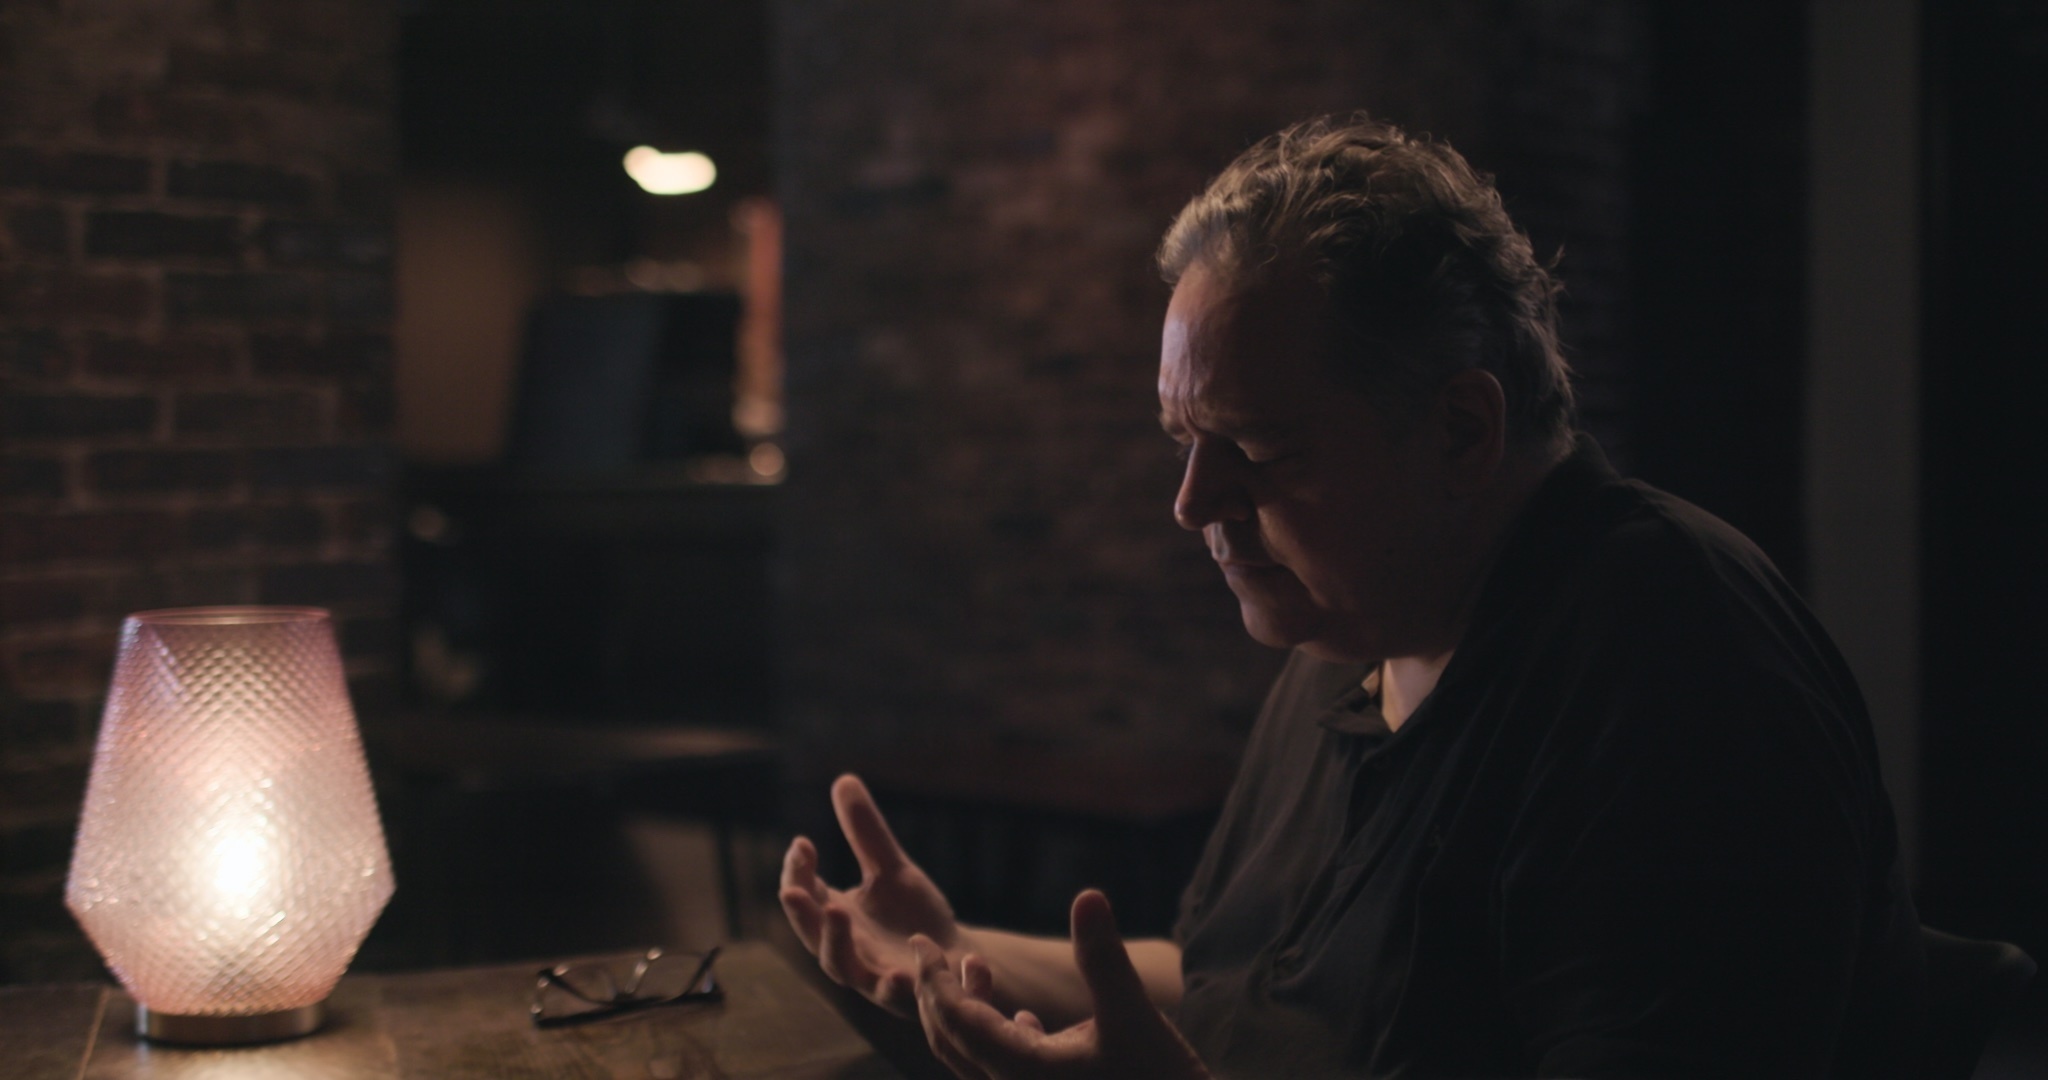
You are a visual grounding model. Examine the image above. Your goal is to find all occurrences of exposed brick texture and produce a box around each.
[84,211,242,260]
[175,390,324,438]
[7,205,68,257]
[86,334,239,379]
[1,268,153,323]
[0,0,398,983]
[166,160,317,206]
[776,1,1641,766]
[0,330,69,380]
[165,271,318,322]
[0,149,151,195]
[0,456,66,500]
[86,448,242,493]
[1,394,157,439]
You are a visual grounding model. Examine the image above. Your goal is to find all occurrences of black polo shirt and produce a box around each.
[1174,437,1925,1078]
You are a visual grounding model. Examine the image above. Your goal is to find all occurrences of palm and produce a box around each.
[834,861,958,951]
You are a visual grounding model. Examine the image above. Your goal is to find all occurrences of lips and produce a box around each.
[1210,543,1277,569]
[1208,526,1279,571]
[1215,553,1287,581]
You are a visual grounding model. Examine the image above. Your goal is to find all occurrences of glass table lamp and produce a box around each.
[66,607,395,1045]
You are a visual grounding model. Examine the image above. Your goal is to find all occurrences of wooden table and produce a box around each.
[1,941,904,1079]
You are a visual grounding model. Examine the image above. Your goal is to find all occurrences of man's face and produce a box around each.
[1158,262,1460,663]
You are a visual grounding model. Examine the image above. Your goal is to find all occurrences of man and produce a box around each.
[781,114,1924,1078]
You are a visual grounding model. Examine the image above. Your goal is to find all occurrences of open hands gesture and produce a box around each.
[780,774,963,1016]
[910,890,1210,1080]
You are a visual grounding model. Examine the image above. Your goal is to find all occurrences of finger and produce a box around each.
[832,774,908,879]
[910,934,945,993]
[820,904,882,1000]
[877,968,918,1016]
[910,937,994,1080]
[1070,889,1152,1022]
[961,953,995,1003]
[779,885,825,954]
[781,836,830,904]
[913,935,1041,1070]
[1014,1009,1045,1034]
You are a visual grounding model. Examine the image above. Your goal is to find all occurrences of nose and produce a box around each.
[1173,440,1252,531]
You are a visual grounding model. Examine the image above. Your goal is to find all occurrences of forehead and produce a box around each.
[1159,264,1345,427]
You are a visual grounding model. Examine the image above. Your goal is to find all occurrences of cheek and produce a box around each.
[1264,501,1370,563]
[1265,509,1398,603]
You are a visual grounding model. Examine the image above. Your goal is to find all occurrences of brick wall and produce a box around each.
[0,0,398,983]
[1483,1,1644,457]
[775,1,1643,761]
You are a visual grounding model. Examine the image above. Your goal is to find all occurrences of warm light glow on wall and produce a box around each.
[623,146,716,195]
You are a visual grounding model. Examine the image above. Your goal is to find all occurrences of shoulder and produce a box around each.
[1530,475,1833,690]
[1486,473,1886,854]
[1577,479,1783,608]
[1472,464,1880,795]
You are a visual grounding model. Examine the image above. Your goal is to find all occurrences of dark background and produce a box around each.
[1918,0,2048,959]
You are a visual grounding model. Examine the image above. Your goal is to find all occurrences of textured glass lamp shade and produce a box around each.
[66,607,394,1044]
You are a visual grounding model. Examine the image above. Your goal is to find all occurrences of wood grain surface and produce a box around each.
[8,942,903,1080]
[0,983,103,1080]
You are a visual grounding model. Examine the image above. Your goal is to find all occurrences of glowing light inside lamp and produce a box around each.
[66,607,393,1045]
[624,146,716,195]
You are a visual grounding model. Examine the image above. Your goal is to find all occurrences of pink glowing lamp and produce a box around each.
[66,607,394,1044]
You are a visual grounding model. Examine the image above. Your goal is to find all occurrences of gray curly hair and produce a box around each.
[1158,114,1575,449]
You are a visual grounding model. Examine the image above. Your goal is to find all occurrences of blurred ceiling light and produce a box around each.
[624,146,716,195]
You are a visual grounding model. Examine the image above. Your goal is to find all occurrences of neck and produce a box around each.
[1399,440,1568,665]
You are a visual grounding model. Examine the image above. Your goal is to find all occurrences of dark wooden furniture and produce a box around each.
[1,942,903,1079]
[363,711,782,964]
[403,468,779,721]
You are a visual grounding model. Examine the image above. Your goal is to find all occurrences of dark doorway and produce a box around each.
[1918,0,2048,961]
[1624,0,1810,584]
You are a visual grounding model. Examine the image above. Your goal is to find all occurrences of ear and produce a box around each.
[1434,368,1507,496]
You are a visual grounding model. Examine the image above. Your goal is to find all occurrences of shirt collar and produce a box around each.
[1315,663,1393,737]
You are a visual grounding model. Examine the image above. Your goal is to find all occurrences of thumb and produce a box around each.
[1069,889,1151,1021]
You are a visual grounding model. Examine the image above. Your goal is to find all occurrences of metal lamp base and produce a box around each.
[137,1001,325,1045]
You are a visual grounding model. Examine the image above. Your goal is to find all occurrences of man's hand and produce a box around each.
[910,889,1210,1080]
[780,774,963,1017]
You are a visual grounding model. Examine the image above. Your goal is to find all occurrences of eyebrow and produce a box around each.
[1157,409,1294,443]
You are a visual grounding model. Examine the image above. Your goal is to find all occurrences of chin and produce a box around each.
[1238,609,1296,651]
[1237,603,1365,661]
[1237,599,1384,663]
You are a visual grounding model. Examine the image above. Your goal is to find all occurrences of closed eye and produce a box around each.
[1239,443,1300,467]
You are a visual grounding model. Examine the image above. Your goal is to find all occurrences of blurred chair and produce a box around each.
[1921,925,2037,1080]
